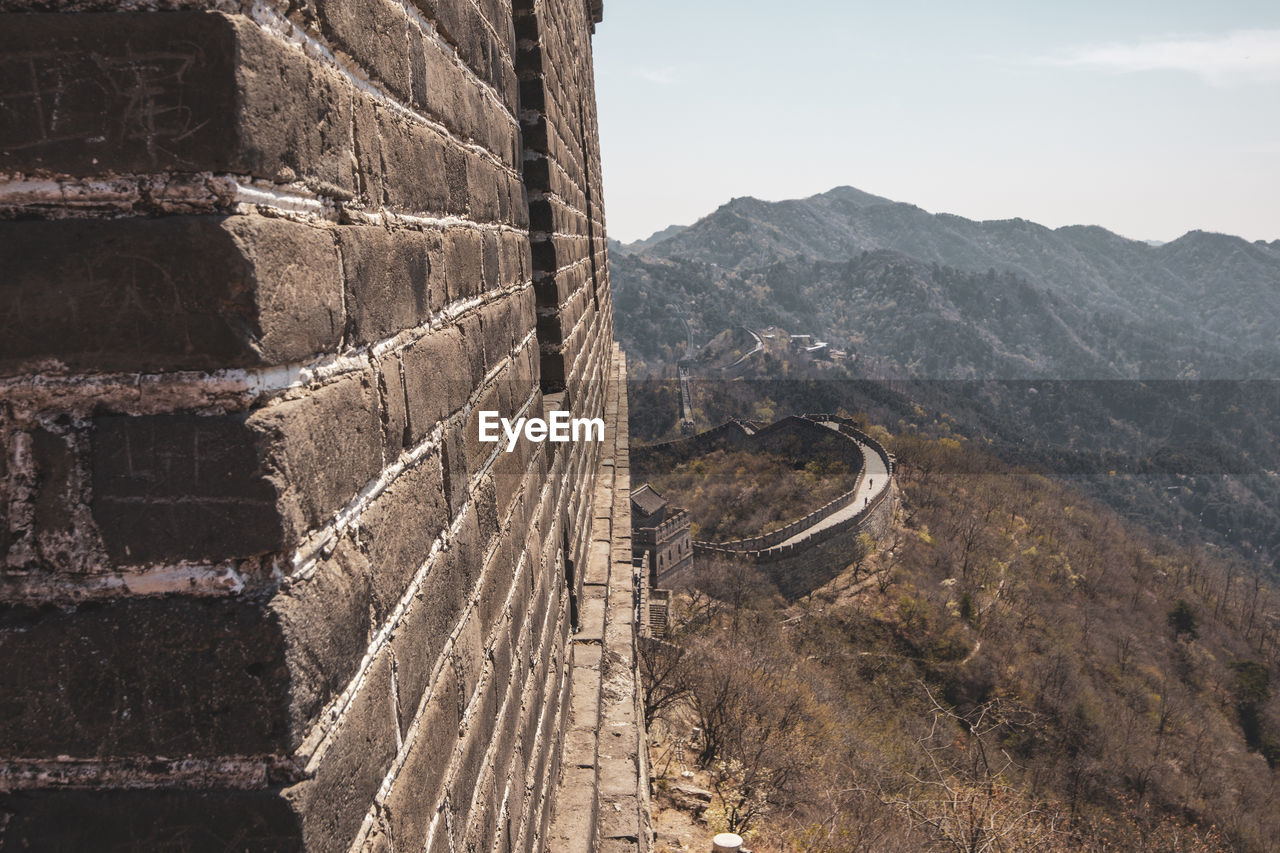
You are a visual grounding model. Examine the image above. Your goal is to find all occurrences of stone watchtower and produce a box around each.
[630,484,693,586]
[0,0,648,849]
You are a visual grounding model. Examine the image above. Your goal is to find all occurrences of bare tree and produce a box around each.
[638,637,692,728]
[877,684,1060,853]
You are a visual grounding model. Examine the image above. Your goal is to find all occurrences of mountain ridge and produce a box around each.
[616,185,1280,367]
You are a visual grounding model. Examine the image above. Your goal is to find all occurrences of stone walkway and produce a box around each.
[773,421,890,548]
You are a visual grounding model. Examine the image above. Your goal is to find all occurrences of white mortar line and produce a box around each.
[347,207,528,235]
[0,280,534,417]
[0,173,531,234]
[0,559,271,605]
[297,387,542,765]
[396,0,519,130]
[233,181,336,217]
[0,755,303,792]
[248,0,521,182]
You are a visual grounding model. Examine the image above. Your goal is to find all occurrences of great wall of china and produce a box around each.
[0,0,651,850]
[634,415,898,600]
[0,0,902,846]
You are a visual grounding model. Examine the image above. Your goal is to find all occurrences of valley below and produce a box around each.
[621,187,1280,849]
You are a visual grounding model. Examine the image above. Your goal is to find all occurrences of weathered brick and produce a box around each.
[457,312,487,387]
[451,609,485,709]
[0,15,357,192]
[439,417,471,518]
[360,107,454,216]
[272,537,374,743]
[446,227,485,302]
[478,528,515,633]
[360,451,449,623]
[384,668,461,847]
[378,353,411,453]
[411,0,508,97]
[0,597,288,757]
[338,226,440,344]
[399,327,470,444]
[0,13,238,174]
[449,509,485,611]
[250,370,383,533]
[314,0,413,104]
[448,684,496,847]
[0,216,342,374]
[481,294,517,365]
[481,229,502,293]
[91,413,283,564]
[286,649,397,853]
[27,427,77,539]
[389,552,468,735]
[0,789,304,853]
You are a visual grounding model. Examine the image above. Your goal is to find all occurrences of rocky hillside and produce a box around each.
[644,433,1280,850]
[613,186,1280,376]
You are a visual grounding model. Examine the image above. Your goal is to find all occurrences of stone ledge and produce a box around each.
[545,346,651,852]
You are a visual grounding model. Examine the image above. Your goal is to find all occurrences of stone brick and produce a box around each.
[250,370,383,533]
[447,692,495,849]
[389,552,468,736]
[231,21,360,193]
[314,0,413,104]
[478,530,515,633]
[481,295,517,365]
[0,597,288,757]
[482,230,502,293]
[384,668,461,847]
[378,354,411,453]
[463,382,501,476]
[27,427,77,537]
[457,312,487,387]
[360,451,449,623]
[439,417,471,518]
[0,216,342,374]
[472,474,498,549]
[338,226,440,345]
[451,609,485,709]
[399,328,470,444]
[360,108,454,216]
[0,789,304,853]
[446,227,485,303]
[273,537,374,743]
[412,0,508,97]
[449,509,485,612]
[0,13,239,174]
[286,649,397,853]
[1,14,358,192]
[91,413,283,564]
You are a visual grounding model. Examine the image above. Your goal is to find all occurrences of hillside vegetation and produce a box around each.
[646,433,1280,850]
[638,448,855,542]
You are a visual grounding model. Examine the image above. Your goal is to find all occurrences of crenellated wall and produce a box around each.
[0,0,635,849]
[642,415,898,598]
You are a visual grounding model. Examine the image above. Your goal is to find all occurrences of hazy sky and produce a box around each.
[592,1,1280,243]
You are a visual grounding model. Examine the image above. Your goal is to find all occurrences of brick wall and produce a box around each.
[0,0,625,849]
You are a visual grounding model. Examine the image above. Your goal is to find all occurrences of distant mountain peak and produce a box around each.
[817,185,898,207]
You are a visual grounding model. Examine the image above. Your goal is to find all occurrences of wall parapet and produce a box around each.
[640,414,898,598]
